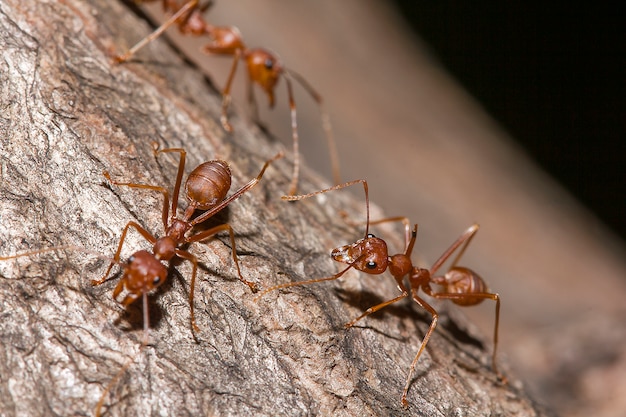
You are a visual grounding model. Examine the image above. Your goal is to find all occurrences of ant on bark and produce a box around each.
[1,144,281,416]
[257,180,503,407]
[116,0,340,196]
[98,143,282,332]
[91,144,280,415]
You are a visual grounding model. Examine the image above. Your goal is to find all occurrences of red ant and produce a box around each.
[1,145,282,416]
[92,145,280,414]
[115,0,341,196]
[256,180,502,407]
[96,144,282,329]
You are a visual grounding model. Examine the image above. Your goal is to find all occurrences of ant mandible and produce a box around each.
[115,0,341,196]
[257,180,502,407]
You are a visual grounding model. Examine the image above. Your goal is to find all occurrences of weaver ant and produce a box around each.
[257,180,502,407]
[99,144,282,332]
[116,0,340,196]
[1,145,281,416]
[90,145,280,415]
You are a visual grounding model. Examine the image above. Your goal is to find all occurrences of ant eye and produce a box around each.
[153,276,161,285]
[366,261,377,269]
[264,58,274,69]
[367,233,375,239]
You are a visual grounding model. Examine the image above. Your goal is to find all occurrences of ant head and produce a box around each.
[331,235,389,275]
[185,160,232,210]
[115,250,168,306]
[245,48,283,107]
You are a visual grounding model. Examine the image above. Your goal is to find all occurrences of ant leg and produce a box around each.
[92,221,156,286]
[115,0,200,62]
[255,263,356,300]
[448,224,479,269]
[429,224,479,275]
[286,69,341,187]
[219,49,242,132]
[151,144,188,217]
[173,248,200,332]
[401,293,439,408]
[246,74,260,125]
[104,170,172,231]
[283,76,301,196]
[185,223,257,292]
[425,289,502,379]
[0,245,79,261]
[281,179,371,235]
[94,292,152,417]
[343,263,412,329]
[344,289,409,329]
[189,152,283,226]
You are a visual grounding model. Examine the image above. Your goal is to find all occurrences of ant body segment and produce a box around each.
[116,0,340,195]
[258,180,502,407]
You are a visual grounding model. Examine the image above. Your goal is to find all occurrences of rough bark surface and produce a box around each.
[0,1,552,416]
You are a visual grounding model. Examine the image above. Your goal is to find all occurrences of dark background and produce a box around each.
[392,2,625,241]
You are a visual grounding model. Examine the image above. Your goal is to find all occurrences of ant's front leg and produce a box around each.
[92,221,156,286]
[344,290,409,329]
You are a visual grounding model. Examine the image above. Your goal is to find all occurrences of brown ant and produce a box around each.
[96,144,281,415]
[98,143,282,333]
[2,145,281,416]
[257,180,502,407]
[116,0,340,196]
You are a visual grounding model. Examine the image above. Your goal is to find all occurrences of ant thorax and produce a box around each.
[164,219,188,245]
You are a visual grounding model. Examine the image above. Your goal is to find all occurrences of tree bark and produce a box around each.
[0,1,553,416]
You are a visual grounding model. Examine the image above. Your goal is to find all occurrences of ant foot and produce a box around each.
[246,281,259,293]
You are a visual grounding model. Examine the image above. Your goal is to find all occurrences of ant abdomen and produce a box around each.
[185,160,232,209]
[439,266,489,306]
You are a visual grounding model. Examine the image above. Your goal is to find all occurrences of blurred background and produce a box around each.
[133,1,626,416]
[393,1,626,243]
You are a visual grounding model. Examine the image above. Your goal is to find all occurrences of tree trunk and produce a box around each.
[0,1,552,416]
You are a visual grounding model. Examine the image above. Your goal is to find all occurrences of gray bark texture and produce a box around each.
[0,1,552,416]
